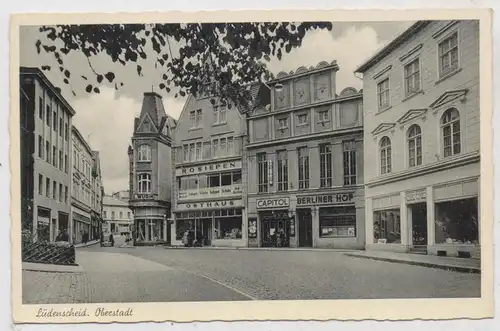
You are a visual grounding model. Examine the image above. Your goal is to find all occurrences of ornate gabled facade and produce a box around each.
[246,60,365,249]
[128,92,175,245]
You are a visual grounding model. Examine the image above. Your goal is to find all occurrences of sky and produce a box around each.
[19,21,413,194]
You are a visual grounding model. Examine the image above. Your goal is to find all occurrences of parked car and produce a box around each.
[100,234,114,247]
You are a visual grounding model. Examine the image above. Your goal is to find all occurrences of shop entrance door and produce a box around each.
[195,218,212,246]
[410,202,428,253]
[261,217,290,247]
[297,209,313,247]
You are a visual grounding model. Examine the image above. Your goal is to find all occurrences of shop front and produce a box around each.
[72,211,91,244]
[172,199,246,247]
[255,197,294,248]
[366,175,480,258]
[296,191,365,249]
[133,206,170,245]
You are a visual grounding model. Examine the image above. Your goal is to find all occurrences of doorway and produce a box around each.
[411,202,428,247]
[297,209,313,247]
[260,211,290,247]
[194,218,212,246]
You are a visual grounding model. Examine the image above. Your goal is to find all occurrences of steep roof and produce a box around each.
[139,92,166,127]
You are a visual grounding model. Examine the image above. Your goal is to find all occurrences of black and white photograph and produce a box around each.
[10,9,494,323]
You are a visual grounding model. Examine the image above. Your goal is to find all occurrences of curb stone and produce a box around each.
[343,253,481,274]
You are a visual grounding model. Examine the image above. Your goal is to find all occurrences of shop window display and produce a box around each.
[373,210,401,243]
[435,198,479,245]
[319,207,356,238]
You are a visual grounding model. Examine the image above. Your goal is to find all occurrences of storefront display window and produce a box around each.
[319,207,356,238]
[175,209,243,240]
[373,210,400,243]
[435,198,479,245]
[215,209,242,239]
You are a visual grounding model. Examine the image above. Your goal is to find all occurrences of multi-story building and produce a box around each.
[102,195,133,234]
[128,92,175,245]
[90,151,104,240]
[71,127,95,244]
[170,85,250,247]
[246,61,365,249]
[20,67,74,242]
[355,20,480,258]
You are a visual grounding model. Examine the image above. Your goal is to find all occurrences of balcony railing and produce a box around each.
[178,184,242,200]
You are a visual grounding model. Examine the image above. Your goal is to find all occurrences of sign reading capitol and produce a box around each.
[256,197,290,209]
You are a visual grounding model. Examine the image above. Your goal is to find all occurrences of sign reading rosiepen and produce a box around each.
[176,160,241,176]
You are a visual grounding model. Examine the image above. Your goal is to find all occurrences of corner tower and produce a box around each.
[128,92,175,245]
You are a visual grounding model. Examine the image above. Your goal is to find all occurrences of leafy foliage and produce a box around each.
[35,22,332,110]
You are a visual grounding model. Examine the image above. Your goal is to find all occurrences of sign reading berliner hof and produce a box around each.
[10,9,493,326]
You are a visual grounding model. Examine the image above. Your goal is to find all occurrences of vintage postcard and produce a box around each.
[10,8,494,324]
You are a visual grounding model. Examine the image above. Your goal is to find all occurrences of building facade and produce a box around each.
[20,67,75,243]
[355,20,480,258]
[111,190,130,202]
[91,151,104,240]
[128,92,175,245]
[102,195,133,234]
[170,88,248,247]
[246,61,365,249]
[71,127,95,244]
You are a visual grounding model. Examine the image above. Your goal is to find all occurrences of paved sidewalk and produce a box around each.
[344,251,480,274]
[164,246,359,253]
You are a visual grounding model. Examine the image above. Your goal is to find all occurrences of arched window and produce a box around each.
[380,136,392,175]
[137,144,151,162]
[441,108,461,157]
[137,173,151,193]
[407,124,422,167]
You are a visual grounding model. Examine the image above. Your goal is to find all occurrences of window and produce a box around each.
[46,178,50,197]
[318,110,329,122]
[38,97,43,119]
[212,139,219,158]
[380,136,392,174]
[196,142,202,160]
[441,108,461,157]
[227,137,234,156]
[189,143,195,161]
[112,211,115,219]
[373,210,401,243]
[64,123,68,141]
[137,144,151,162]
[38,174,43,195]
[278,117,288,130]
[319,207,357,238]
[103,211,107,219]
[190,109,202,128]
[119,212,123,219]
[52,146,57,167]
[297,147,309,189]
[213,104,227,125]
[46,105,51,126]
[438,32,459,78]
[319,144,332,188]
[408,125,423,167]
[59,183,63,202]
[59,118,63,136]
[38,135,43,158]
[53,111,57,130]
[65,186,68,203]
[183,145,188,162]
[203,141,211,159]
[137,173,151,193]
[297,113,308,125]
[59,151,63,170]
[220,138,227,156]
[257,153,268,193]
[64,155,68,173]
[128,212,131,219]
[276,150,288,191]
[404,58,421,96]
[45,141,50,163]
[52,181,57,200]
[377,78,390,109]
[343,141,357,185]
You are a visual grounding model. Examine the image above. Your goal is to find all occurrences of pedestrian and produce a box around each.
[109,233,115,247]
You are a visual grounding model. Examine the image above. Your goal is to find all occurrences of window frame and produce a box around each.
[404,58,421,97]
[319,143,333,188]
[343,140,357,186]
[438,31,459,79]
[297,146,309,190]
[407,124,423,167]
[276,150,288,192]
[441,108,461,158]
[380,136,392,175]
[377,78,390,110]
[137,173,152,194]
[257,153,269,193]
[137,144,152,162]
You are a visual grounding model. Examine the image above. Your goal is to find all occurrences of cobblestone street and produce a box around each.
[22,238,481,304]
